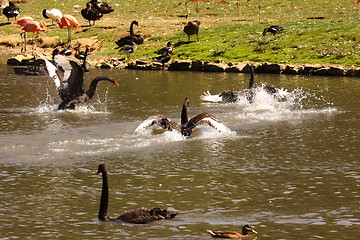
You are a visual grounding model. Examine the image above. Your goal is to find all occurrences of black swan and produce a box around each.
[201,66,285,103]
[207,225,257,238]
[183,20,200,41]
[74,46,90,72]
[96,164,178,224]
[153,42,174,63]
[262,25,286,36]
[135,98,228,137]
[81,2,103,26]
[90,0,114,14]
[38,52,118,110]
[115,21,144,48]
[2,1,19,22]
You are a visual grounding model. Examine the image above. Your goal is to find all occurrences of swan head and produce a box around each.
[96,164,108,175]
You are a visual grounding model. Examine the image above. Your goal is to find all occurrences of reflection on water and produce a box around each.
[0,60,359,239]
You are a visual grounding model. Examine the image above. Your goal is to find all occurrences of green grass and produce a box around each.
[2,0,360,66]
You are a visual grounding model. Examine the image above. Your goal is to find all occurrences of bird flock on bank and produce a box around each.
[1,1,290,237]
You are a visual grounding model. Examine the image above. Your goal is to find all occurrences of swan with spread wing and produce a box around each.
[135,98,229,137]
[38,51,119,110]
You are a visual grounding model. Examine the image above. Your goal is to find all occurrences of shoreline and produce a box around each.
[7,54,360,77]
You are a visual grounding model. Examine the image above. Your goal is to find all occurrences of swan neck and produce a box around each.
[98,171,109,221]
[130,22,135,36]
[181,102,188,125]
[248,66,254,89]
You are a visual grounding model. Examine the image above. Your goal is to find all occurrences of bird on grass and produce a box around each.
[153,41,174,63]
[207,225,257,238]
[119,43,135,59]
[183,20,200,41]
[56,14,82,44]
[20,20,46,53]
[81,2,103,26]
[96,164,178,224]
[262,25,286,36]
[90,0,114,14]
[42,8,62,25]
[2,1,19,22]
[115,20,144,48]
[38,51,118,110]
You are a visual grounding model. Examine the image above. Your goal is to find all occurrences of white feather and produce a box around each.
[37,52,61,89]
[201,117,230,132]
[135,118,156,133]
[200,91,223,102]
[45,9,63,21]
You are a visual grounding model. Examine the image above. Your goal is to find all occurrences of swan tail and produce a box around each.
[200,91,223,102]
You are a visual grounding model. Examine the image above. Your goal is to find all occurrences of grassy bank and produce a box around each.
[1,0,360,66]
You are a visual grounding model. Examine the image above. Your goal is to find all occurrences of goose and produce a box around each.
[183,20,200,41]
[115,21,144,48]
[81,2,103,26]
[201,66,285,103]
[262,25,286,36]
[153,42,174,63]
[96,164,178,224]
[207,225,257,238]
[2,1,19,22]
[90,0,114,14]
[135,98,228,137]
[37,51,118,110]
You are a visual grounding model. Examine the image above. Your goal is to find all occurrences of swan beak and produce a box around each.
[96,171,100,175]
[113,80,119,86]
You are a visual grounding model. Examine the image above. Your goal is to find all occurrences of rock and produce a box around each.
[255,62,282,74]
[190,60,204,71]
[203,61,228,72]
[7,55,34,66]
[168,60,192,71]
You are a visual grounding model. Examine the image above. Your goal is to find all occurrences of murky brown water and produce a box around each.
[0,57,359,239]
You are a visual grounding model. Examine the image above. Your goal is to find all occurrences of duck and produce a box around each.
[37,51,118,110]
[135,98,228,137]
[262,25,286,36]
[119,43,135,58]
[74,46,90,72]
[96,164,178,224]
[183,20,200,41]
[201,66,285,103]
[2,1,19,22]
[81,2,103,26]
[207,225,257,238]
[115,20,144,48]
[153,42,174,63]
[89,0,114,14]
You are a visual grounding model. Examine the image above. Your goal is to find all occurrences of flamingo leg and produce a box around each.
[196,2,199,19]
[67,27,72,44]
[21,32,27,52]
[185,2,189,19]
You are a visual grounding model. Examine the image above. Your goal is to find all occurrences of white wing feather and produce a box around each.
[200,91,223,102]
[37,52,61,89]
[201,117,230,132]
[135,118,157,133]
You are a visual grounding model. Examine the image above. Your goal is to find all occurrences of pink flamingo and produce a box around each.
[21,20,46,52]
[56,14,82,44]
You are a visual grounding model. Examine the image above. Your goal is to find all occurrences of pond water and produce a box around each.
[0,57,359,239]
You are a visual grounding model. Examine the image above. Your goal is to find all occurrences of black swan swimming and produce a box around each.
[38,51,118,110]
[207,225,257,238]
[135,98,228,137]
[96,164,178,224]
[115,21,144,48]
[262,25,286,36]
[81,2,103,26]
[201,66,286,103]
[183,20,200,41]
[153,42,174,63]
[2,1,19,22]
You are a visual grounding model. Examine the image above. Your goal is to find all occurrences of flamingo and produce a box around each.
[56,14,82,44]
[13,16,34,26]
[21,20,46,52]
[185,0,205,19]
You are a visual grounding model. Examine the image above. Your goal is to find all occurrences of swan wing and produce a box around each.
[187,113,229,132]
[135,115,169,133]
[37,52,61,89]
[53,55,84,100]
[116,207,166,224]
[200,91,223,102]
